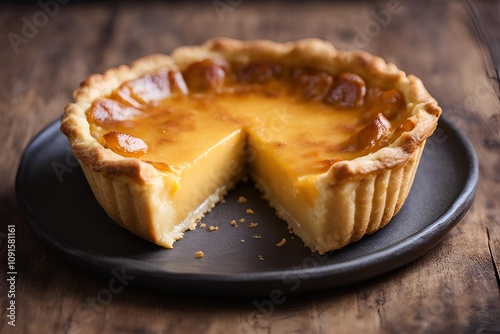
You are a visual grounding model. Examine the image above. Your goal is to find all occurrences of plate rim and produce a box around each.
[15,115,479,295]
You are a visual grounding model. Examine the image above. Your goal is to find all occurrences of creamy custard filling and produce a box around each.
[86,59,412,246]
[88,92,408,175]
[168,129,246,227]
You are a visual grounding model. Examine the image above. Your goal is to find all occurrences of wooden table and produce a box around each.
[1,1,499,333]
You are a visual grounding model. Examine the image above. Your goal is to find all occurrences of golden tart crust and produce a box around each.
[61,38,441,254]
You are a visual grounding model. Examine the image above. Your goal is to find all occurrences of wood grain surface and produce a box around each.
[1,1,499,333]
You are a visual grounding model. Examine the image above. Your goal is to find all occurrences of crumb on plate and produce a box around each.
[276,238,286,247]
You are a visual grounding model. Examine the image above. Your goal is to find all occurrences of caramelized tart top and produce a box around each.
[87,59,412,177]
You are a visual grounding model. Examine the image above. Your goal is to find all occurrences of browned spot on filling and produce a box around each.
[236,62,283,84]
[103,131,148,157]
[353,113,392,152]
[183,58,230,92]
[292,67,334,101]
[324,72,366,107]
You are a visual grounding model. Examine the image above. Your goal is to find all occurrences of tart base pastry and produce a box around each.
[61,38,441,254]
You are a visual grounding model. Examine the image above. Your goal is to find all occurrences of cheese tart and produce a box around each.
[60,38,441,254]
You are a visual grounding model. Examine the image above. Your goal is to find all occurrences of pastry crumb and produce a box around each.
[240,239,245,243]
[246,209,254,214]
[276,238,286,247]
[253,235,262,239]
[195,251,204,258]
[239,218,246,223]
[249,222,259,228]
[237,196,247,203]
[230,219,237,226]
[199,223,206,228]
[258,255,264,261]
[208,225,219,231]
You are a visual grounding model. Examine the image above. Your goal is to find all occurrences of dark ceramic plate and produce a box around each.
[16,116,478,296]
